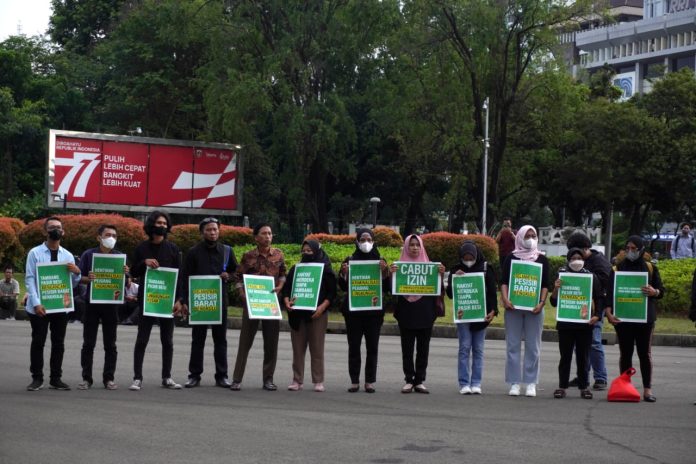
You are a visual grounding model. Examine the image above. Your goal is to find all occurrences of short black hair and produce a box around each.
[3,265,13,272]
[199,217,219,232]
[253,223,272,236]
[44,217,61,230]
[98,224,118,235]
[567,231,592,250]
[143,210,171,236]
[679,222,691,229]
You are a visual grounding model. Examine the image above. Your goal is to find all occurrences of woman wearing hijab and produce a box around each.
[605,236,664,402]
[391,234,445,394]
[338,229,391,393]
[446,241,498,395]
[549,248,603,400]
[500,225,551,397]
[282,240,336,392]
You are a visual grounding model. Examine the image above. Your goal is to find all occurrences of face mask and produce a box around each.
[462,260,475,268]
[568,260,584,272]
[626,250,640,262]
[523,238,537,249]
[359,242,373,253]
[301,253,314,262]
[152,226,167,237]
[47,229,62,241]
[101,237,117,249]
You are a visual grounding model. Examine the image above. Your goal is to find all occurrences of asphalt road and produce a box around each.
[0,319,694,464]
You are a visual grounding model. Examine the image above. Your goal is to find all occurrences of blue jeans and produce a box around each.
[588,320,607,382]
[457,324,486,387]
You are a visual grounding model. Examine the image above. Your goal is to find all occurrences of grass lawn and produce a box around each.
[16,273,695,335]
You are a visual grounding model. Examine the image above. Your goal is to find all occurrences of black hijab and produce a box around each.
[350,228,381,261]
[451,240,486,273]
[301,239,334,277]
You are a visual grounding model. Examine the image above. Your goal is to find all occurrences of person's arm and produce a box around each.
[180,248,194,306]
[670,238,677,259]
[130,243,147,280]
[484,266,498,320]
[274,252,287,293]
[24,249,40,313]
[446,269,454,299]
[338,258,349,291]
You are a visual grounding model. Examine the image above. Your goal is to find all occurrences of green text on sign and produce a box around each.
[556,272,593,323]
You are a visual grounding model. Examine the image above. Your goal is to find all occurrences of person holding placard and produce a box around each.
[500,225,550,397]
[549,248,603,400]
[24,217,82,391]
[338,228,391,393]
[129,211,185,391]
[282,240,336,392]
[605,236,664,403]
[231,223,286,392]
[391,234,445,394]
[446,241,497,395]
[77,224,129,390]
[180,217,237,388]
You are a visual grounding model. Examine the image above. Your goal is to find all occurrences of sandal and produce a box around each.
[580,389,593,400]
[347,385,359,393]
[553,389,566,399]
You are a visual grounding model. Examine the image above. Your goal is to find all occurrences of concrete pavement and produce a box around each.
[0,319,694,464]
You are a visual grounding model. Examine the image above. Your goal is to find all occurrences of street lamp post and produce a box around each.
[482,97,490,235]
[369,197,381,229]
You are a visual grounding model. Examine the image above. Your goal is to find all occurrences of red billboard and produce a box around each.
[47,130,242,215]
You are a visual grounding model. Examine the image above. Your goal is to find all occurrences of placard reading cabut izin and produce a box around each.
[290,263,324,310]
[143,267,179,318]
[507,261,543,311]
[36,262,74,313]
[243,275,282,320]
[348,261,382,311]
[188,276,222,325]
[451,273,487,323]
[89,253,126,304]
[391,262,442,296]
[613,271,648,323]
[556,272,593,323]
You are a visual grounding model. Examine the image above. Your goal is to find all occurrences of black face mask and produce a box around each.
[152,226,167,237]
[47,229,62,241]
[300,253,314,263]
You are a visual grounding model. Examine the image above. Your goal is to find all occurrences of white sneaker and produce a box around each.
[525,384,537,397]
[471,386,482,394]
[509,384,521,396]
[162,378,182,390]
[459,386,472,395]
[129,379,142,391]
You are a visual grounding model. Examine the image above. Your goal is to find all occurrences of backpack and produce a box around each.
[674,235,695,253]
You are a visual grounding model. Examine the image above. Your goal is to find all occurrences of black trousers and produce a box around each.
[615,322,654,388]
[29,312,69,381]
[0,296,17,318]
[557,327,592,389]
[188,309,228,381]
[118,300,139,323]
[81,304,119,384]
[344,312,383,384]
[133,313,175,381]
[398,325,432,385]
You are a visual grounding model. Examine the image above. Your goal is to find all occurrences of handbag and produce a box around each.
[607,367,641,402]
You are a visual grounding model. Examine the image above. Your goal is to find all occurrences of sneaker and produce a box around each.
[525,384,537,397]
[459,386,472,395]
[287,381,303,391]
[230,382,242,391]
[414,384,429,394]
[104,381,118,390]
[77,380,92,390]
[129,379,142,391]
[508,384,521,396]
[27,379,44,391]
[162,378,182,389]
[314,383,325,392]
[401,383,414,394]
[49,379,71,390]
[592,380,607,391]
[471,386,482,395]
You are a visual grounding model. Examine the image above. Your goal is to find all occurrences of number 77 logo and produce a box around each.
[54,152,101,198]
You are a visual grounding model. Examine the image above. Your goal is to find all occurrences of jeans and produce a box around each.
[457,324,486,387]
[588,321,608,382]
[504,309,544,385]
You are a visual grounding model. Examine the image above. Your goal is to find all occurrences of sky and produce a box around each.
[0,0,53,41]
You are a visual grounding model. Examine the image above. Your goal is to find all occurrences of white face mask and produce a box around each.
[101,236,117,249]
[568,260,584,272]
[462,260,475,268]
[358,242,373,254]
[523,238,537,249]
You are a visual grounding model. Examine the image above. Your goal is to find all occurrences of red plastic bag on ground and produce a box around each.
[607,367,641,402]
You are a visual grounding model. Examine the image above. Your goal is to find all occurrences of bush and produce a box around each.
[0,217,26,270]
[170,224,253,252]
[305,226,403,247]
[419,232,499,270]
[653,258,694,316]
[19,214,147,262]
